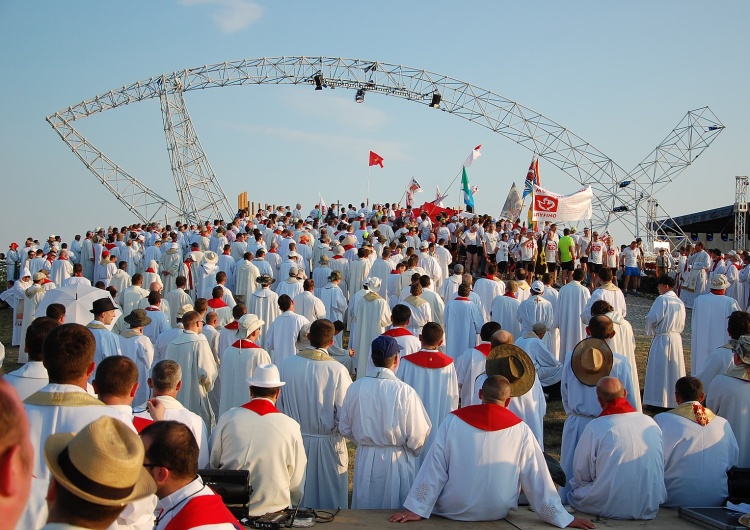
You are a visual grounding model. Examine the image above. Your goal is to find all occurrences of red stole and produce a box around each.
[712,259,720,271]
[207,298,228,309]
[332,255,343,259]
[164,494,242,530]
[474,343,492,356]
[241,399,280,416]
[132,416,154,433]
[403,350,453,369]
[390,270,400,275]
[183,260,194,289]
[383,327,413,338]
[343,244,355,251]
[145,268,156,273]
[145,307,160,312]
[455,297,470,301]
[231,339,260,349]
[598,397,637,417]
[105,243,117,251]
[42,279,53,285]
[504,292,516,298]
[224,321,239,330]
[452,404,522,431]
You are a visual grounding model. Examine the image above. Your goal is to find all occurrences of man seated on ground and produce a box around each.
[209,364,306,517]
[654,376,738,507]
[141,421,241,529]
[390,376,594,529]
[515,322,563,399]
[568,377,666,519]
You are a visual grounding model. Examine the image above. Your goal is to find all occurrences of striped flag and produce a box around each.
[522,156,540,199]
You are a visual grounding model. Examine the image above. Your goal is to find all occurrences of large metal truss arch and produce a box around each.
[46,56,723,239]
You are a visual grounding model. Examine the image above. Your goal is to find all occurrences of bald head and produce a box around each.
[479,375,512,405]
[596,376,626,407]
[149,281,161,292]
[490,330,514,348]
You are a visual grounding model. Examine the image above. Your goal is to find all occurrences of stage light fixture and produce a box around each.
[706,233,713,242]
[612,206,629,213]
[430,92,441,108]
[691,233,698,241]
[721,232,729,242]
[313,73,323,90]
[619,180,631,188]
[355,89,365,103]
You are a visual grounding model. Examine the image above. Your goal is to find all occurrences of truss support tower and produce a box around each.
[735,176,748,247]
[159,76,233,225]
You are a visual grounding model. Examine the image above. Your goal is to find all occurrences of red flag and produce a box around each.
[369,151,384,168]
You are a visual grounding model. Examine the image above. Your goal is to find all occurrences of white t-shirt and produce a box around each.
[589,240,605,264]
[520,238,536,261]
[605,245,619,268]
[496,241,510,262]
[622,247,640,268]
[483,231,500,254]
[578,236,591,257]
[544,238,558,264]
[462,230,480,246]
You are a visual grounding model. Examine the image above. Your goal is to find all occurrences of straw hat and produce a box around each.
[709,274,730,290]
[203,251,219,264]
[176,304,194,320]
[124,309,151,328]
[256,274,275,287]
[318,254,330,266]
[236,314,264,339]
[44,416,156,506]
[246,363,285,388]
[485,344,536,397]
[570,338,613,386]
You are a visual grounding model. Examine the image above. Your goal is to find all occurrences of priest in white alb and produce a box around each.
[248,274,280,347]
[691,274,740,375]
[557,269,590,359]
[443,283,483,359]
[350,277,391,377]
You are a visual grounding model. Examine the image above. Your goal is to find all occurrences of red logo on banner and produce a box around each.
[535,195,558,212]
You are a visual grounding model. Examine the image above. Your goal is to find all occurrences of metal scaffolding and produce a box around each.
[735,176,748,246]
[46,56,724,239]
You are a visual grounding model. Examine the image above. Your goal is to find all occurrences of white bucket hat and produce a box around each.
[236,314,264,339]
[246,363,285,388]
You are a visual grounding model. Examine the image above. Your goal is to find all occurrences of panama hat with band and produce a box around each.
[571,338,613,386]
[485,344,536,397]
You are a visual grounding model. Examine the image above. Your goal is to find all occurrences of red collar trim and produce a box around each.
[343,245,355,250]
[391,270,400,274]
[241,399,280,416]
[42,279,53,284]
[403,350,454,368]
[225,321,239,330]
[132,416,154,434]
[452,404,522,431]
[163,495,242,530]
[145,307,160,311]
[475,343,492,356]
[231,339,260,349]
[105,243,117,250]
[598,397,637,417]
[504,292,516,298]
[383,327,413,337]
[207,299,228,308]
[333,255,343,259]
[145,268,156,273]
[455,296,470,301]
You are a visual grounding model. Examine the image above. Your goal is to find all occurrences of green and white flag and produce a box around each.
[461,167,475,210]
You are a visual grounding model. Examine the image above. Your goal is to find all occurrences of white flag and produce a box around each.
[532,185,593,223]
[463,144,482,168]
[435,186,448,207]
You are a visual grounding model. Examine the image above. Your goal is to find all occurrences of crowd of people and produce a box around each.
[0,200,747,530]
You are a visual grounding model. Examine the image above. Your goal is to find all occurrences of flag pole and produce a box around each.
[442,167,464,196]
[367,166,371,206]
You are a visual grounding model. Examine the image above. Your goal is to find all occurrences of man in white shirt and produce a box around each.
[209,364,306,516]
[164,311,218,430]
[266,294,310,367]
[278,319,352,510]
[390,376,592,529]
[142,421,240,529]
[5,317,59,400]
[292,278,326,322]
[568,377,666,519]
[443,283,483,359]
[691,274,740,376]
[86,296,122,368]
[133,360,210,468]
[340,335,431,509]
[655,376,738,507]
[620,240,642,296]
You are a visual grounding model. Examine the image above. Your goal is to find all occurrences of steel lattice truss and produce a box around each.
[46,56,724,238]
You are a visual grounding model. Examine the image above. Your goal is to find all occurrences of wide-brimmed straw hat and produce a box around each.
[256,274,275,286]
[485,344,536,397]
[571,338,613,386]
[203,251,219,264]
[318,255,330,266]
[44,416,156,507]
[124,309,151,328]
[236,314,264,339]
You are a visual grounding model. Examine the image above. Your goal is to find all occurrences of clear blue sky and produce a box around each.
[1,1,748,246]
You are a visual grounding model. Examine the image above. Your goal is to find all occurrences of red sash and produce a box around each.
[474,343,492,356]
[207,299,228,309]
[224,321,239,330]
[343,245,355,251]
[383,327,413,338]
[231,340,260,349]
[241,399,280,416]
[132,416,154,433]
[452,404,522,431]
[164,494,242,530]
[183,261,194,289]
[403,350,453,369]
[598,397,637,417]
